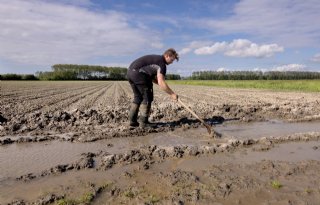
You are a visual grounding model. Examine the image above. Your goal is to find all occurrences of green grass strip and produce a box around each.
[168,80,320,92]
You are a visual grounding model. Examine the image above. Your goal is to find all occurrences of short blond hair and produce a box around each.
[163,48,179,61]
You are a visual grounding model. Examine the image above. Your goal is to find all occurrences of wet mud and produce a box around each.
[1,81,320,204]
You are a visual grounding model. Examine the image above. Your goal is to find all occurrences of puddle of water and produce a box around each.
[0,141,105,180]
[215,120,320,139]
[0,129,212,180]
[241,141,320,162]
[159,141,320,172]
[0,120,319,181]
[145,127,213,146]
[0,166,135,204]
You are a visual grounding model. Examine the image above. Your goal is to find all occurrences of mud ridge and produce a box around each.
[14,132,320,183]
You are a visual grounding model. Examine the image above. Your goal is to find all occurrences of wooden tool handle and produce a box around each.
[178,98,205,124]
[178,98,212,135]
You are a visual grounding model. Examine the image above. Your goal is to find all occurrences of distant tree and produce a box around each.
[22,74,38,80]
[1,74,22,80]
[166,74,181,80]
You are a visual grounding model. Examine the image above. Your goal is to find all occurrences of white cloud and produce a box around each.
[100,62,129,68]
[195,42,227,55]
[0,0,161,66]
[252,67,267,72]
[194,39,283,58]
[311,53,320,62]
[217,67,228,72]
[195,0,320,47]
[179,48,192,55]
[272,64,307,72]
[179,41,213,55]
[46,0,93,6]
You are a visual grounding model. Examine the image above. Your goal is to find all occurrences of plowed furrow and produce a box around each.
[2,84,104,117]
[67,82,113,111]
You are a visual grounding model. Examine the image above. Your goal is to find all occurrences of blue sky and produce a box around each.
[1,0,320,76]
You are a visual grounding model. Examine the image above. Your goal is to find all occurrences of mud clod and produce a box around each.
[35,194,64,205]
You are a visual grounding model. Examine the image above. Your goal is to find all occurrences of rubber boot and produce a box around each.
[129,103,140,127]
[139,104,155,128]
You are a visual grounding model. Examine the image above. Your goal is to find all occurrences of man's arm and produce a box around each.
[157,72,178,101]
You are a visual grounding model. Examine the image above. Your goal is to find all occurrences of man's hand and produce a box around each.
[157,73,178,101]
[171,93,178,101]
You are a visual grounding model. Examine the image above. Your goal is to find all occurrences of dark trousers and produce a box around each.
[127,69,154,105]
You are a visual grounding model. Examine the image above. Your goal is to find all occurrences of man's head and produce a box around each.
[163,48,179,65]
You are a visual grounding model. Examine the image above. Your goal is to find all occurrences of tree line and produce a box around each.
[2,67,320,81]
[189,71,320,80]
[0,74,38,80]
[0,64,181,81]
[36,64,128,80]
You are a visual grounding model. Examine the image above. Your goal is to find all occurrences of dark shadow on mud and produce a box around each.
[154,116,240,128]
[206,116,240,125]
[0,114,8,123]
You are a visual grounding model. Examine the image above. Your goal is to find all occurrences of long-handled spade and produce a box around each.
[178,98,221,138]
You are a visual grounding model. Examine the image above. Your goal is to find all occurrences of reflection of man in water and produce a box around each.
[127,48,179,128]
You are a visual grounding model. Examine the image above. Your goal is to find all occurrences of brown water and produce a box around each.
[214,120,320,139]
[0,120,319,181]
[174,141,320,172]
[0,167,134,203]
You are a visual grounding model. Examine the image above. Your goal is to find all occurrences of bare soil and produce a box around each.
[0,81,320,205]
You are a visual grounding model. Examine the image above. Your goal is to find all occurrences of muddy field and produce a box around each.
[1,81,320,205]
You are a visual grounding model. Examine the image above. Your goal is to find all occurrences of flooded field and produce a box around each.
[1,81,320,204]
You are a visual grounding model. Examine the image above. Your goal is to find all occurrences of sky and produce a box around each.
[1,0,320,76]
